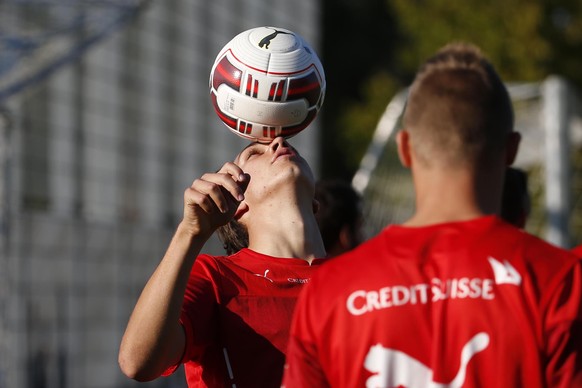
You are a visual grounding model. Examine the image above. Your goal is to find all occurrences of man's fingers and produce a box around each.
[237,173,250,194]
[199,170,247,203]
[183,162,250,224]
[189,179,233,214]
[217,162,246,182]
[184,185,221,214]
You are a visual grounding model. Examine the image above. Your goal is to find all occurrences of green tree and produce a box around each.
[540,0,582,88]
[390,0,550,82]
[322,0,582,179]
[320,0,400,179]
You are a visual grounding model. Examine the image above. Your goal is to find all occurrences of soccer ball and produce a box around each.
[209,26,326,142]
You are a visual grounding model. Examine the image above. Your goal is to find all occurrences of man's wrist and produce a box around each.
[175,221,211,247]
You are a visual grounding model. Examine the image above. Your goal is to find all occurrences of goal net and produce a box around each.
[352,78,582,249]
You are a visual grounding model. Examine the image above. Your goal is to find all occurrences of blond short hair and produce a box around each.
[403,43,514,168]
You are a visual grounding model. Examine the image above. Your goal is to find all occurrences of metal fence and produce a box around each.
[0,1,323,387]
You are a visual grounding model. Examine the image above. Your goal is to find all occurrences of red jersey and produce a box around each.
[162,248,324,388]
[573,244,582,257]
[284,216,582,388]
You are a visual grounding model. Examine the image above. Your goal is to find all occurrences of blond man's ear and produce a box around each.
[396,130,413,168]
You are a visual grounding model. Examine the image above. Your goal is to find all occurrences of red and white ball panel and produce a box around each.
[209,26,326,142]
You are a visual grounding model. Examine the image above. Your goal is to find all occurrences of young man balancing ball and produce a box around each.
[119,137,326,387]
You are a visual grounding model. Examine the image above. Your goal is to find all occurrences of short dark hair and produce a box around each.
[404,43,514,167]
[315,180,363,252]
[216,219,249,256]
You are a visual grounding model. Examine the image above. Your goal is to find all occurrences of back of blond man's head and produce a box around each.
[403,43,514,168]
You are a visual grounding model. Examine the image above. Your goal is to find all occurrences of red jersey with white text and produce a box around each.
[163,248,325,388]
[284,216,582,388]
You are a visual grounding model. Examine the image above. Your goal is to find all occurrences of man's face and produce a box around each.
[234,137,315,202]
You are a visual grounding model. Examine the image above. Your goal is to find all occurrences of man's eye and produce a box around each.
[246,149,259,159]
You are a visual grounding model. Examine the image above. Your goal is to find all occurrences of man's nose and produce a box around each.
[270,136,286,151]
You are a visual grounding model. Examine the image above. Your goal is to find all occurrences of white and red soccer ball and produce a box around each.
[209,26,326,142]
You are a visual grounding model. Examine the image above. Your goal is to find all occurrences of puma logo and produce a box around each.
[258,28,293,49]
[364,332,490,388]
[253,269,273,283]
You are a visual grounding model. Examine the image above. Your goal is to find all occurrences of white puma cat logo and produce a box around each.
[364,332,490,388]
[253,269,274,283]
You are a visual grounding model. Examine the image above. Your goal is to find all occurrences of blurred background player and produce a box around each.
[500,167,531,228]
[314,179,364,257]
[283,43,582,388]
[118,137,326,387]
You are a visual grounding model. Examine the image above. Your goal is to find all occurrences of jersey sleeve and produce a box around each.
[162,254,220,376]
[283,278,330,388]
[543,260,582,387]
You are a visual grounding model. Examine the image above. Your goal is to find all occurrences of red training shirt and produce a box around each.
[163,248,325,388]
[284,216,582,388]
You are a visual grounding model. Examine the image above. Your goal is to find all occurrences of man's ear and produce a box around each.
[506,131,521,166]
[312,198,320,215]
[396,130,412,168]
[234,201,249,220]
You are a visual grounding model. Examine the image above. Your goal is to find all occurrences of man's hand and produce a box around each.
[181,162,250,238]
